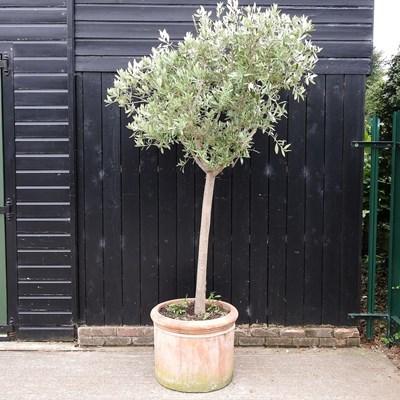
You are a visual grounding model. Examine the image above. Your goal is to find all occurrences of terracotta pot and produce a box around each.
[150,298,239,393]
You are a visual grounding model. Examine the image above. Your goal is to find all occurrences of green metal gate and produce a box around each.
[350,112,400,343]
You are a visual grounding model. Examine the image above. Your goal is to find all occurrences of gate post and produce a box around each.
[365,114,380,339]
[388,111,400,336]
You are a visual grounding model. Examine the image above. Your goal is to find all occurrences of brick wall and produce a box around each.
[78,325,360,348]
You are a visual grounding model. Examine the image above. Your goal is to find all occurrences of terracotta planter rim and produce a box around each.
[150,298,239,336]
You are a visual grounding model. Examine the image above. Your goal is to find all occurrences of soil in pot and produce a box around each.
[159,298,228,321]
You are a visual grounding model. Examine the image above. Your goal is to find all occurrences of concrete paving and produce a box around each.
[0,343,399,400]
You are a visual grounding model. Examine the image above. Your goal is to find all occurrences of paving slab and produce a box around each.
[0,344,399,400]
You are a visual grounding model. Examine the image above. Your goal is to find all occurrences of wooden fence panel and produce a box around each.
[0,0,370,336]
[76,68,365,325]
[75,0,373,74]
[73,0,371,326]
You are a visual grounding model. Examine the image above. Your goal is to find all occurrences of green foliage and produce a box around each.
[362,50,390,262]
[372,49,400,240]
[106,0,319,174]
[167,298,189,316]
[207,291,221,302]
[365,50,385,121]
[378,48,400,137]
[203,292,223,320]
[165,293,224,320]
[381,332,400,346]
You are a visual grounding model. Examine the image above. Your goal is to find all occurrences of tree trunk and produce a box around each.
[194,172,217,315]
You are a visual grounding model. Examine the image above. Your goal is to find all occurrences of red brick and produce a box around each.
[238,337,265,346]
[78,327,92,337]
[79,337,106,347]
[347,328,360,338]
[319,338,338,347]
[235,328,251,338]
[305,327,333,338]
[250,327,281,338]
[333,328,359,339]
[132,337,154,346]
[264,338,293,347]
[346,337,361,347]
[104,337,131,346]
[264,328,281,338]
[293,338,319,347]
[250,328,268,337]
[141,327,154,337]
[280,328,306,338]
[117,327,144,337]
[91,327,117,337]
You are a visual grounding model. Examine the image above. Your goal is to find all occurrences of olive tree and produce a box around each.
[106,0,320,315]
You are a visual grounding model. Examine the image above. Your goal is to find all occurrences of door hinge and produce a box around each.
[0,198,12,221]
[0,53,10,76]
[0,318,16,341]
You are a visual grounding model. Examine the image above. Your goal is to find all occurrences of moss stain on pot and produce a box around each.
[155,368,233,393]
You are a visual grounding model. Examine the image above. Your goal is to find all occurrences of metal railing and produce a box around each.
[349,112,400,342]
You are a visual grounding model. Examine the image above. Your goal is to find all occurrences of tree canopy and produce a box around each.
[106,0,320,175]
[378,48,400,135]
[365,49,385,122]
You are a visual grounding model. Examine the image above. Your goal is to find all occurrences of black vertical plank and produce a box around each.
[121,110,141,325]
[286,95,306,325]
[83,72,104,325]
[232,161,250,324]
[140,147,159,323]
[322,75,344,324]
[76,72,87,323]
[268,107,288,325]
[340,75,364,324]
[176,156,195,298]
[304,75,326,325]
[249,133,269,323]
[213,169,232,301]
[158,146,177,302]
[102,73,122,325]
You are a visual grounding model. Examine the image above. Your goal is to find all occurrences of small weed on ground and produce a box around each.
[360,262,400,369]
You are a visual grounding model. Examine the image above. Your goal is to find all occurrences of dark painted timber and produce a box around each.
[0,0,372,338]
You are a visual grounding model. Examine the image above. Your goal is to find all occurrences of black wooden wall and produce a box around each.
[75,0,371,327]
[0,0,373,339]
